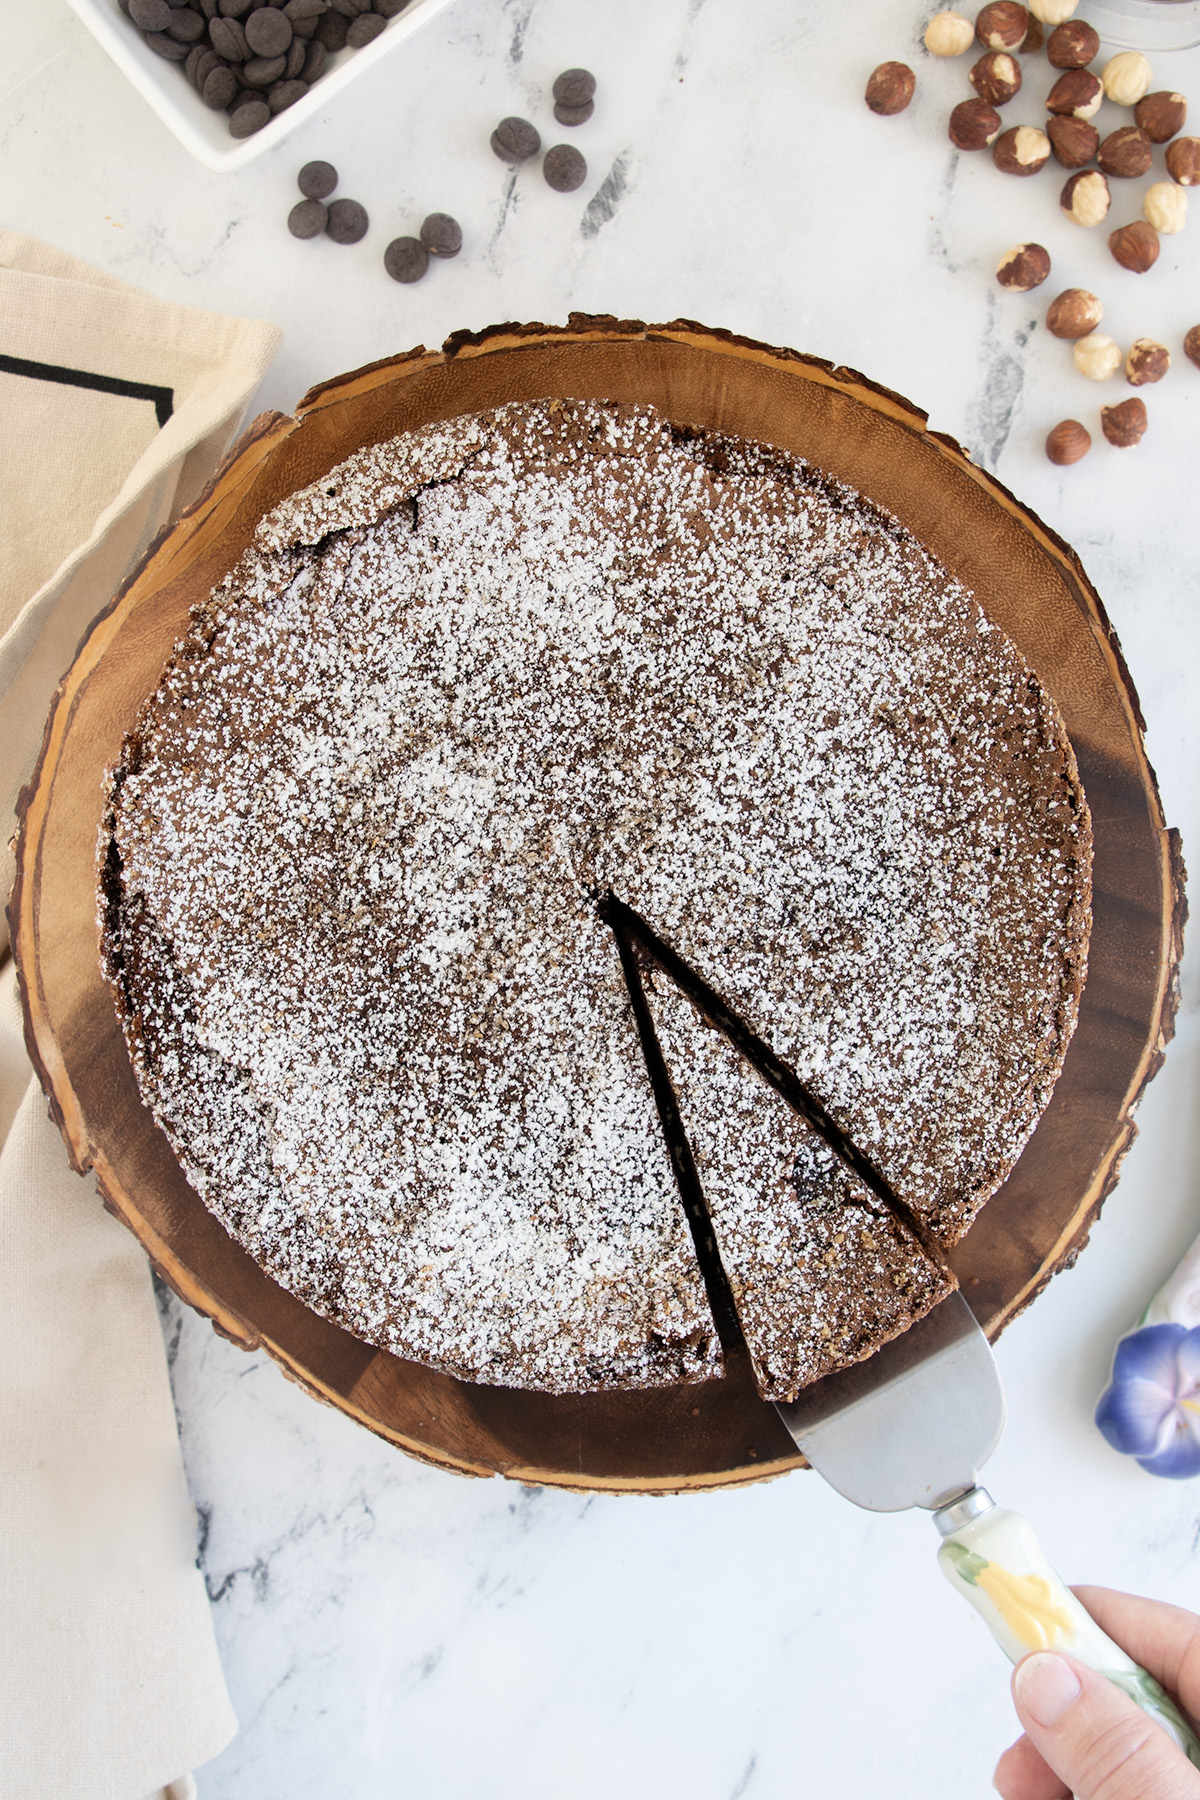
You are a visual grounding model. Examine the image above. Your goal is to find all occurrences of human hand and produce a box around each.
[994,1586,1200,1799]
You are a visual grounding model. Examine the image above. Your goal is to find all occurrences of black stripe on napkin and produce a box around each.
[0,353,174,428]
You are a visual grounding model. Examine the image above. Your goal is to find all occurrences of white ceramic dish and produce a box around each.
[1086,0,1200,46]
[67,0,458,172]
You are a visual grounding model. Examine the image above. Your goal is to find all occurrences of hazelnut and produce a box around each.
[925,10,976,54]
[1100,397,1148,446]
[1102,51,1153,107]
[1185,325,1200,369]
[1047,69,1103,119]
[1166,137,1200,185]
[866,61,916,114]
[1060,169,1111,226]
[993,124,1051,173]
[1046,19,1099,67]
[1022,16,1044,52]
[1125,338,1170,384]
[1029,0,1078,21]
[976,2,1028,48]
[1073,332,1122,379]
[949,96,1003,147]
[1045,419,1091,464]
[1047,115,1099,167]
[1135,91,1187,142]
[1097,126,1154,178]
[970,50,1021,103]
[996,242,1051,288]
[1045,287,1103,337]
[1108,219,1160,271]
[1145,181,1187,234]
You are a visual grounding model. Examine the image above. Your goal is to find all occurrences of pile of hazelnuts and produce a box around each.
[865,0,1200,462]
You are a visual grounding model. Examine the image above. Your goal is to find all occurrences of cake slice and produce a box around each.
[641,968,956,1403]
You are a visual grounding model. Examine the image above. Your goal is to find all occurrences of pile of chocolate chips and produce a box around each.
[490,68,595,192]
[119,0,410,138]
[384,212,462,282]
[287,161,370,241]
[287,161,463,280]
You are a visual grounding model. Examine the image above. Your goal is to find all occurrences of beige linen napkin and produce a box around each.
[0,229,281,941]
[0,232,282,1799]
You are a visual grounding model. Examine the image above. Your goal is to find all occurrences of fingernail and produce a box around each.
[1015,1653,1083,1728]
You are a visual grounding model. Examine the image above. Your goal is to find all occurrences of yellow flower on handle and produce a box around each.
[974,1563,1076,1652]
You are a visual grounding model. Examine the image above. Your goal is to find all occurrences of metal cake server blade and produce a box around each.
[773,1291,1200,1764]
[775,1290,1003,1514]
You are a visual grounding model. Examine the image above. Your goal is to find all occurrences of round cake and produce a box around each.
[101,398,1092,1401]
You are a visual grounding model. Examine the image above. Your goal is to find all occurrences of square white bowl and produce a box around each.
[67,0,458,172]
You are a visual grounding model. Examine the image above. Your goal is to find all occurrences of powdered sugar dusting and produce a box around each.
[103,399,1091,1395]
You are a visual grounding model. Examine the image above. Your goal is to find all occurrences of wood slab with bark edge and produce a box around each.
[10,316,1185,1494]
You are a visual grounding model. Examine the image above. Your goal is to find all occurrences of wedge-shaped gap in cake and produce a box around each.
[608,919,745,1357]
[599,894,952,1268]
[601,892,956,1402]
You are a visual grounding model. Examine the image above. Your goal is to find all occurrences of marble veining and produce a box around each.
[7,0,1200,1792]
[965,290,1028,470]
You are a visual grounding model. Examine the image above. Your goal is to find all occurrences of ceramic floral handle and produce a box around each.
[1096,1227,1200,1478]
[937,1498,1200,1767]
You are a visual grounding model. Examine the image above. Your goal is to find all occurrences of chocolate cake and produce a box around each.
[101,398,1092,1400]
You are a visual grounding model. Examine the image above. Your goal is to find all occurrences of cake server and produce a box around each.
[774,1290,1200,1761]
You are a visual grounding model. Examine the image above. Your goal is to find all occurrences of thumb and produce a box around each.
[1011,1651,1200,1800]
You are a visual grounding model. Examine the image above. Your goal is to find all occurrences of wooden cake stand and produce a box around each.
[10,317,1185,1493]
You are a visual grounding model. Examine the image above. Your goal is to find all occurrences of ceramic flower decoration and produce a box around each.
[1096,1233,1200,1479]
[1096,1323,1200,1478]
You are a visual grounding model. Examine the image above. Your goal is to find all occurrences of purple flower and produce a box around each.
[1096,1323,1200,1479]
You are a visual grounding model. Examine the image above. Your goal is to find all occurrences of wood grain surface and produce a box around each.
[10,316,1184,1493]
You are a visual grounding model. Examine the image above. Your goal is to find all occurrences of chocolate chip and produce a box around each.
[269,77,306,108]
[184,42,210,83]
[283,0,326,15]
[144,31,192,57]
[543,143,586,191]
[202,62,239,106]
[419,212,462,257]
[298,158,338,196]
[375,0,409,13]
[209,16,248,56]
[290,13,317,33]
[301,38,326,76]
[243,53,286,83]
[167,7,207,41]
[289,198,328,237]
[229,96,270,133]
[329,0,369,14]
[326,197,368,242]
[284,36,305,74]
[491,116,540,162]
[193,45,224,83]
[313,9,347,45]
[219,0,253,14]
[346,10,385,43]
[198,0,220,17]
[129,0,172,29]
[552,67,595,108]
[384,236,429,281]
[245,5,292,52]
[553,99,593,127]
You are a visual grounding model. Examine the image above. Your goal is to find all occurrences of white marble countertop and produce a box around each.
[6,0,1200,1793]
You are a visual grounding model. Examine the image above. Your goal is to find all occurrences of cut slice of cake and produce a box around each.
[640,967,956,1403]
